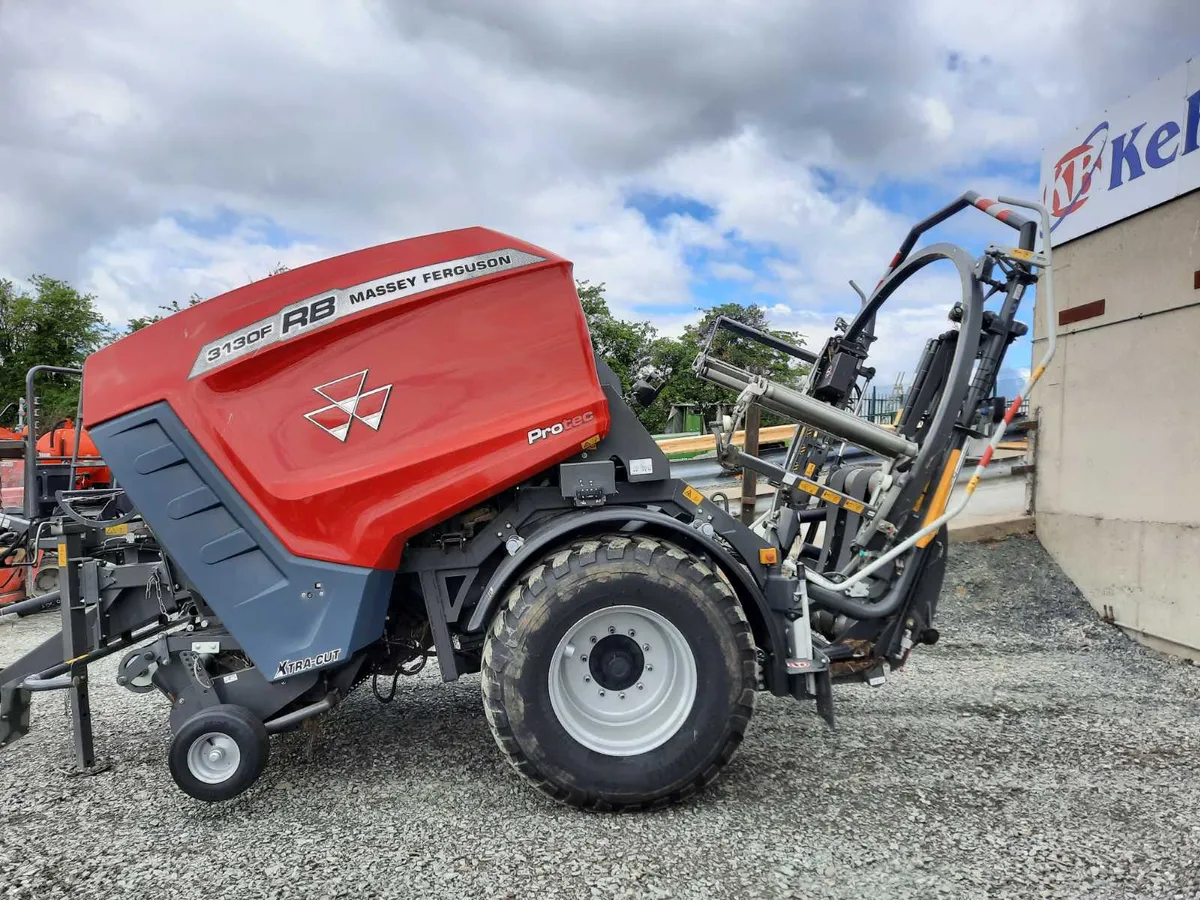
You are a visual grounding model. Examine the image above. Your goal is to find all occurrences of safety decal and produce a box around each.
[189,247,547,378]
[628,457,654,476]
[304,369,392,442]
[275,648,343,679]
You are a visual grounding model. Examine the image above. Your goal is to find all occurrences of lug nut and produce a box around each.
[584,676,591,683]
[646,664,654,672]
[580,655,588,662]
[637,683,644,690]
[589,636,597,644]
[619,692,625,700]
[628,629,636,637]
[608,626,616,634]
[598,689,606,697]
[643,643,651,652]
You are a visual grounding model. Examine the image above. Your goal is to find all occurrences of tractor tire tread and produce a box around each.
[480,533,758,812]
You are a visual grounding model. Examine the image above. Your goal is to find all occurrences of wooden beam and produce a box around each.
[655,421,899,455]
[655,424,796,455]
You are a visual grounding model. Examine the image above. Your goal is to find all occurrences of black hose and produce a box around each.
[806,539,934,620]
[0,588,61,618]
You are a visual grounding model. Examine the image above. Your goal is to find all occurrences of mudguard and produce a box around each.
[466,504,790,695]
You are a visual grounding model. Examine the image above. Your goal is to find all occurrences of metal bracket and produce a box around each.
[986,243,1049,269]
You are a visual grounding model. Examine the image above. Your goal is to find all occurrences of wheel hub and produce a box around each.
[186,732,241,784]
[588,634,644,691]
[548,605,697,757]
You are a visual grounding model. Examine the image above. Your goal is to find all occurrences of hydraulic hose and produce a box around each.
[0,589,61,618]
[805,541,924,619]
[806,197,1057,596]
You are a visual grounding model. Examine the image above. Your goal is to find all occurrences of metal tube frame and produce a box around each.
[692,192,1053,624]
[23,365,85,521]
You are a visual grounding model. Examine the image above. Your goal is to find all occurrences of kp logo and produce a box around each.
[1043,121,1109,232]
[304,369,392,442]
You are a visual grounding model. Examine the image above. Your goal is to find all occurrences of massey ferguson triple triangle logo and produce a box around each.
[304,370,392,442]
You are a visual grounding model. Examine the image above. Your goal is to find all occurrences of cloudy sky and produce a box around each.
[3,1,1198,390]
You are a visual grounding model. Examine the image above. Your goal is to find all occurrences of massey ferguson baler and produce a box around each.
[0,194,1055,809]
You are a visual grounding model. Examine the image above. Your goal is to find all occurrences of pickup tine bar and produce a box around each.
[704,315,819,364]
[693,356,919,460]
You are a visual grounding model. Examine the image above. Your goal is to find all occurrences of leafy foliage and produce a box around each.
[0,276,115,428]
[575,281,808,432]
[576,280,660,393]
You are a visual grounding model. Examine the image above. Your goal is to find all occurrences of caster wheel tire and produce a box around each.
[168,704,269,802]
[481,534,758,811]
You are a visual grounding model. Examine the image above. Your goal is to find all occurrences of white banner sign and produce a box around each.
[1040,58,1200,246]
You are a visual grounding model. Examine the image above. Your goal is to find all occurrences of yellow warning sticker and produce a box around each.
[804,462,816,477]
[1011,247,1034,261]
[57,542,67,567]
[798,481,819,495]
[104,523,129,536]
[820,488,841,505]
[580,435,600,451]
[682,484,704,506]
[844,498,866,515]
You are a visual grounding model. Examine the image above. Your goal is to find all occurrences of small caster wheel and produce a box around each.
[168,704,269,802]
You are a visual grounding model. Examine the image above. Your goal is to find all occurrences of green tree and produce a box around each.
[575,280,658,392]
[641,302,808,432]
[0,276,115,428]
[574,282,808,433]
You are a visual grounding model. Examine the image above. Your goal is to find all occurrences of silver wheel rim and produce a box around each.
[186,732,241,784]
[548,604,697,757]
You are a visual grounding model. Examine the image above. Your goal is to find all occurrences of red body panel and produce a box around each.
[82,228,610,569]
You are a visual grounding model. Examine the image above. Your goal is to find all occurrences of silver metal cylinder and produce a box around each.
[697,357,919,460]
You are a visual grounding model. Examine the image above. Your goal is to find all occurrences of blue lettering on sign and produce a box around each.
[1185,89,1200,155]
[1108,123,1147,189]
[1101,89,1200,192]
[1146,121,1181,168]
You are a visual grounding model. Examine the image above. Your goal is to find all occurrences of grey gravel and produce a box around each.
[2,534,1199,899]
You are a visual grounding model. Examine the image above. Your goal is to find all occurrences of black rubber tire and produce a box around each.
[167,704,270,802]
[481,533,758,811]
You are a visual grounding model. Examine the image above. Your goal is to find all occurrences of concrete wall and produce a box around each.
[1030,189,1200,659]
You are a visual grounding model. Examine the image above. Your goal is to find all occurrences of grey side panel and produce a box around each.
[89,402,392,680]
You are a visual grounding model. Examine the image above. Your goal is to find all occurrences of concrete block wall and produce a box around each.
[1030,189,1200,658]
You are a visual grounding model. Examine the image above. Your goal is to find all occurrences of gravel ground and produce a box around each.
[1,533,1199,900]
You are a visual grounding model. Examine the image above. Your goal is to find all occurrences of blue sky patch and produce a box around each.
[172,207,310,249]
[624,191,717,229]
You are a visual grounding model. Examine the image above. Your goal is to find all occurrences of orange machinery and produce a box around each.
[0,419,112,605]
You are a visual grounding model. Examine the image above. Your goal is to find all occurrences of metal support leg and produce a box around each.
[57,524,103,773]
[783,578,836,729]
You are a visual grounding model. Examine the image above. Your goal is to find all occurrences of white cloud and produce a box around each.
[78,217,336,326]
[0,0,1194,390]
[708,262,757,282]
